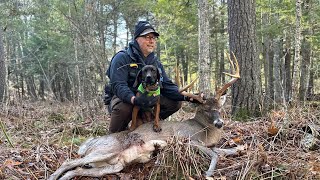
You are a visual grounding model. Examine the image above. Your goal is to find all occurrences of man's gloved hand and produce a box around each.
[134,93,159,108]
[184,93,205,104]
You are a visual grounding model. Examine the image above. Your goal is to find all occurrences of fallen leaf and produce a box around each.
[232,137,242,143]
[309,161,320,173]
[271,110,285,120]
[268,120,279,136]
[3,159,22,167]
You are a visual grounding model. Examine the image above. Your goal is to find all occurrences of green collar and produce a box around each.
[138,84,160,96]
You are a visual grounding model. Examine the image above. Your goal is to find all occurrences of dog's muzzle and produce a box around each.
[145,75,157,84]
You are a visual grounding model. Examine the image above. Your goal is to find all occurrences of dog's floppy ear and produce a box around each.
[133,69,142,88]
[157,68,161,81]
[156,67,163,88]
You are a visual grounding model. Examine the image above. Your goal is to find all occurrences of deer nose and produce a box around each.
[214,119,224,129]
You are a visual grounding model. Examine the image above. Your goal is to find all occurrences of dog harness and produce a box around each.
[138,84,160,96]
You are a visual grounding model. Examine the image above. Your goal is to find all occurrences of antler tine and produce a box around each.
[179,76,199,93]
[223,52,240,78]
[215,52,240,99]
[179,76,205,104]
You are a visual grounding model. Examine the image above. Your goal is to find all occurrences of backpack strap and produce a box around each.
[106,49,128,78]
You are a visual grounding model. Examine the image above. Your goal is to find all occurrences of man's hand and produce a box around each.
[133,93,159,108]
[183,92,205,104]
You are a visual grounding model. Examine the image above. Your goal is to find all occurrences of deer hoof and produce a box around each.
[205,170,214,178]
[153,125,162,132]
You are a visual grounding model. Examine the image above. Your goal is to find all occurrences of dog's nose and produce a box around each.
[146,76,152,82]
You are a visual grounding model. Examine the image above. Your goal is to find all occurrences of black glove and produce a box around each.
[134,93,159,108]
[104,84,113,105]
[184,95,204,104]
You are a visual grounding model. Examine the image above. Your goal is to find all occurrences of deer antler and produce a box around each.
[179,76,199,93]
[178,77,205,103]
[214,52,240,100]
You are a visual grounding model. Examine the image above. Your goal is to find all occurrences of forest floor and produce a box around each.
[0,99,319,180]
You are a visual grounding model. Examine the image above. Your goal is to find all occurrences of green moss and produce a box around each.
[233,108,251,121]
[48,112,65,123]
[70,137,83,146]
[33,120,44,129]
[92,126,107,136]
[233,108,262,121]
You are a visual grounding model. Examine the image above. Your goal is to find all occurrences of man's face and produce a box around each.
[136,33,158,57]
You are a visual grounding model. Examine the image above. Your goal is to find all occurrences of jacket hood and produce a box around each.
[127,40,143,61]
[127,40,157,65]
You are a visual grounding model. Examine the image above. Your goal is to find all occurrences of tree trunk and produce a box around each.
[64,69,72,101]
[20,71,25,98]
[219,1,226,86]
[97,1,107,84]
[198,0,211,95]
[284,48,292,102]
[298,0,312,102]
[273,37,284,104]
[69,6,82,103]
[112,11,118,55]
[211,3,219,88]
[26,75,38,101]
[228,0,262,117]
[0,26,6,103]
[39,76,45,100]
[52,64,61,101]
[292,0,302,101]
[299,37,311,101]
[307,57,314,99]
[181,49,188,84]
[263,37,274,106]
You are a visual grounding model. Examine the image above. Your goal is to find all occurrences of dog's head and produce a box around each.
[133,65,160,91]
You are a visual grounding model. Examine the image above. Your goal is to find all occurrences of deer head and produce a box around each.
[210,52,240,128]
[182,52,240,129]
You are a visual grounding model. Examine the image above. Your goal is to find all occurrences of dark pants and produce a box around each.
[108,95,182,133]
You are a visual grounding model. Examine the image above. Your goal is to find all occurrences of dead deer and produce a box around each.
[49,53,240,180]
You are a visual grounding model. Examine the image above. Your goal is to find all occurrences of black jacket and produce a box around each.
[107,40,185,104]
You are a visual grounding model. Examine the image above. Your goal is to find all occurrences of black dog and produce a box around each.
[130,65,161,132]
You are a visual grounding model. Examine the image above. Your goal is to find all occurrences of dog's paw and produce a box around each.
[129,126,136,131]
[153,125,162,132]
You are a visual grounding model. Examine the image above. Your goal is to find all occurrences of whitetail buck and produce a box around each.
[49,53,240,180]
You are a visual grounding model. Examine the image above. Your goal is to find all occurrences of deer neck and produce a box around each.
[193,112,211,128]
[188,113,223,147]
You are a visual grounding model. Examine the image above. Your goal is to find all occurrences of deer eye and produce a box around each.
[212,110,220,118]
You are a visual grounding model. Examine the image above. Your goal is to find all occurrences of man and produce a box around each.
[106,21,200,133]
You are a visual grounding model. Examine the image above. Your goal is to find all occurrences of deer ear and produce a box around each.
[219,94,227,107]
[133,70,142,88]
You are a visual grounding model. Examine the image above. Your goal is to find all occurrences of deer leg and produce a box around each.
[49,153,118,180]
[153,98,162,132]
[204,146,245,177]
[193,145,218,177]
[58,162,124,180]
[212,147,241,156]
[205,151,219,177]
